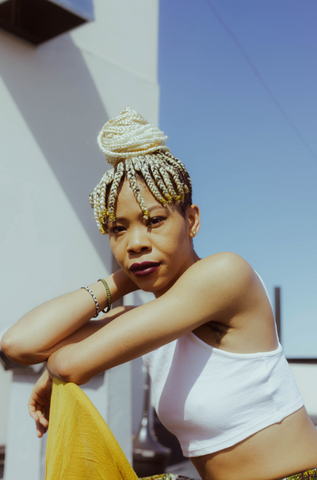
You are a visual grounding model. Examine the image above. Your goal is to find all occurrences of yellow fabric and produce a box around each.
[45,377,138,480]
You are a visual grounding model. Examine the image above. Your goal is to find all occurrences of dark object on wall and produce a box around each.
[133,372,171,477]
[274,285,317,364]
[0,0,94,45]
[274,286,281,343]
[0,446,4,479]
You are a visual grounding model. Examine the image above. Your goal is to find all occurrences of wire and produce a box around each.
[204,0,317,162]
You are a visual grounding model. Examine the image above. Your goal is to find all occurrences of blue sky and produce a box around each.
[158,0,317,357]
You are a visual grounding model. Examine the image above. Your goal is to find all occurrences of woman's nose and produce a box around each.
[127,227,151,254]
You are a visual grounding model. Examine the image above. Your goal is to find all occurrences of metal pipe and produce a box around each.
[274,287,281,344]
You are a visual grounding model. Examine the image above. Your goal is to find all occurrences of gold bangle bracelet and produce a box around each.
[98,279,112,313]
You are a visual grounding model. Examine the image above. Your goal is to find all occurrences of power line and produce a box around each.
[204,0,317,163]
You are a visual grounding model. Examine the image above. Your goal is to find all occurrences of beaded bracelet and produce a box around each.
[81,286,100,318]
[98,278,112,313]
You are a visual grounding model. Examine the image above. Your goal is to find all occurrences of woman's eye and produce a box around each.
[147,216,166,227]
[110,225,125,234]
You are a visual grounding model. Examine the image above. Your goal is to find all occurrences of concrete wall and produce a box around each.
[290,364,317,419]
[0,368,12,447]
[0,0,159,476]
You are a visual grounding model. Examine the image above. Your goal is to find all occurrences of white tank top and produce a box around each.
[142,277,304,457]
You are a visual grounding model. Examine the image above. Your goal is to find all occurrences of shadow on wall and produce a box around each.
[0,30,111,270]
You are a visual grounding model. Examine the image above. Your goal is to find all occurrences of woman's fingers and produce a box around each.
[28,396,50,436]
[27,370,52,435]
[35,408,49,437]
[28,400,38,418]
[36,420,47,438]
[36,409,47,425]
[29,410,39,422]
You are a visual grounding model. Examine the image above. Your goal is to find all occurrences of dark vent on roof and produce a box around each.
[0,0,94,45]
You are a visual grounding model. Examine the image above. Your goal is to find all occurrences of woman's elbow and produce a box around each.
[55,363,80,384]
[58,370,89,385]
[47,351,89,385]
[1,330,42,365]
[1,331,23,363]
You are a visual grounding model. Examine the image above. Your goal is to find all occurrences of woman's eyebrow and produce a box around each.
[114,206,168,223]
[147,206,168,214]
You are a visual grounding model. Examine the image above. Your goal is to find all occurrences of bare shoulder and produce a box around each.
[164,252,256,325]
[199,251,251,271]
[188,252,254,290]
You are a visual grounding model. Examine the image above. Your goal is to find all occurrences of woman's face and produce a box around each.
[108,179,199,297]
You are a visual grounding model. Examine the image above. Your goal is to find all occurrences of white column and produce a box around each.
[105,363,133,463]
[4,373,44,480]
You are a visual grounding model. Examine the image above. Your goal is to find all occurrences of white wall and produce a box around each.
[290,364,317,418]
[0,367,12,447]
[0,0,159,336]
[0,0,159,474]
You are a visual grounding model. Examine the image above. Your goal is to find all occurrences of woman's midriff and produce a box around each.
[190,407,317,480]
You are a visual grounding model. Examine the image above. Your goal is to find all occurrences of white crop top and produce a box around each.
[142,277,304,457]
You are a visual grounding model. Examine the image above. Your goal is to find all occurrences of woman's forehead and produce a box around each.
[115,179,165,216]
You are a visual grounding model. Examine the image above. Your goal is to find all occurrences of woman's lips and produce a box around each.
[130,261,161,277]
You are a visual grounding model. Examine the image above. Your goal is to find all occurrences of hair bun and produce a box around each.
[97,106,169,166]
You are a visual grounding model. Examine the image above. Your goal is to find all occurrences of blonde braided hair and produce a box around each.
[90,106,192,234]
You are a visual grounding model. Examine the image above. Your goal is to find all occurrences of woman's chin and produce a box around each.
[133,276,168,295]
[135,280,160,293]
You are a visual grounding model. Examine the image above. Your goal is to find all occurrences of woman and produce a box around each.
[2,107,317,480]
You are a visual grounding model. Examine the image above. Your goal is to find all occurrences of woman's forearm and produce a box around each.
[1,270,137,364]
[46,305,137,383]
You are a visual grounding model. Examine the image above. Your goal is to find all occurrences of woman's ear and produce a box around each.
[186,204,200,238]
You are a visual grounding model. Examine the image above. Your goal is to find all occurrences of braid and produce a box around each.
[163,151,191,194]
[107,162,125,222]
[140,159,168,206]
[126,158,149,219]
[150,160,172,202]
[90,107,193,234]
[164,165,185,201]
[158,164,179,203]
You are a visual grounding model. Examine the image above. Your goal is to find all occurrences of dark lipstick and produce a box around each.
[130,261,161,277]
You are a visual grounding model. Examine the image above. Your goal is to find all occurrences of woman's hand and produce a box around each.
[28,369,52,437]
[111,267,139,297]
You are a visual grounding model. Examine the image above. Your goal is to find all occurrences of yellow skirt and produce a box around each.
[45,378,198,480]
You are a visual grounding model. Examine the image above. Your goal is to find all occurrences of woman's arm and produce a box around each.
[47,252,257,385]
[27,305,138,436]
[1,269,138,365]
[42,305,137,354]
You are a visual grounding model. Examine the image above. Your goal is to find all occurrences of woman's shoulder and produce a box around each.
[163,252,259,328]
[194,251,254,283]
[171,251,256,309]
